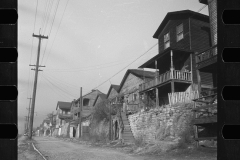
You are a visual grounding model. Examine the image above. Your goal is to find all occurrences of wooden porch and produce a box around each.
[195,45,217,69]
[139,69,192,92]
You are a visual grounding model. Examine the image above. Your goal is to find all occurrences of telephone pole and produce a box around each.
[78,87,82,138]
[28,31,48,139]
[26,97,32,132]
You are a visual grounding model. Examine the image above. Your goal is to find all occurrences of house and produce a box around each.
[191,0,217,147]
[42,119,51,136]
[69,89,103,138]
[55,101,72,136]
[138,10,211,106]
[109,69,155,143]
[93,93,107,107]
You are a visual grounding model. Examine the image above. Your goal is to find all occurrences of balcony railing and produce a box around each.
[195,45,217,65]
[139,69,192,92]
[58,113,73,119]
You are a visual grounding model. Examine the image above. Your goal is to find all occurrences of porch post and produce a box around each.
[170,50,174,93]
[196,69,201,95]
[155,60,159,107]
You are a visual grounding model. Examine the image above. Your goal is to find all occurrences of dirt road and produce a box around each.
[34,137,147,160]
[33,137,216,160]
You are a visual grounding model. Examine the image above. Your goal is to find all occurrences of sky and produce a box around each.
[18,0,208,134]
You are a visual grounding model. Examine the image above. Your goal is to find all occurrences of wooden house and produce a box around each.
[110,69,155,143]
[69,89,103,138]
[55,101,72,136]
[138,10,211,106]
[191,0,217,147]
[93,93,107,107]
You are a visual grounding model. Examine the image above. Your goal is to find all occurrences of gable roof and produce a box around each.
[93,93,107,106]
[153,10,209,39]
[118,69,155,93]
[106,84,120,99]
[199,0,208,4]
[56,101,72,110]
[75,89,104,102]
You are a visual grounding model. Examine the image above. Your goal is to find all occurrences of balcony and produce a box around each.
[58,113,72,120]
[195,45,217,69]
[139,69,192,92]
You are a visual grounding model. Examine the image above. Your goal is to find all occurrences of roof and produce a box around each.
[153,10,209,39]
[106,84,120,99]
[75,89,104,102]
[56,101,72,110]
[118,69,155,92]
[138,47,193,68]
[93,93,107,106]
[199,0,208,5]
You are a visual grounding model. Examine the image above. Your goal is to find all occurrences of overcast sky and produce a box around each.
[18,0,208,134]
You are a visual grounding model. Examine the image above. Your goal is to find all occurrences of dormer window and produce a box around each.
[176,23,183,42]
[164,32,170,49]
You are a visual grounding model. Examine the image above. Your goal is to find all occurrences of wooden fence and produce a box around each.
[168,91,199,106]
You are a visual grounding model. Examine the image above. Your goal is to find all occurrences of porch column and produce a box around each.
[170,50,175,93]
[196,69,201,95]
[155,60,159,107]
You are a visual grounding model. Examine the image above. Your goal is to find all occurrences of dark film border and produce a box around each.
[0,0,17,160]
[218,0,240,160]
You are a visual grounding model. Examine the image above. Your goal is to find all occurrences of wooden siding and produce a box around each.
[158,19,190,53]
[119,73,143,95]
[200,71,213,87]
[190,18,211,52]
[108,88,118,100]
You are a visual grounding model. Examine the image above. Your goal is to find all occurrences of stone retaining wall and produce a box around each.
[128,103,195,143]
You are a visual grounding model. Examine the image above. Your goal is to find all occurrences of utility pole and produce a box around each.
[27,97,32,132]
[24,116,28,133]
[109,101,112,140]
[28,31,48,139]
[78,87,82,138]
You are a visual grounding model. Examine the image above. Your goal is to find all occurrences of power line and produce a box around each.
[44,56,137,71]
[93,43,158,90]
[90,4,208,91]
[44,59,133,73]
[43,0,55,35]
[43,73,80,92]
[43,0,70,66]
[48,0,61,37]
[41,74,77,98]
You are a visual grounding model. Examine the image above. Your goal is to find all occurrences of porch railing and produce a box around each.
[139,69,192,92]
[195,45,217,64]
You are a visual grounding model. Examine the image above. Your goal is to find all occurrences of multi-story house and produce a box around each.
[55,101,72,136]
[110,69,155,143]
[138,10,211,106]
[191,0,217,147]
[69,89,103,138]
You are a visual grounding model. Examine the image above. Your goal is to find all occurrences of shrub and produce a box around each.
[134,135,145,147]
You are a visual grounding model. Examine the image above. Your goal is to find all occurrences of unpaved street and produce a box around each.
[34,137,147,160]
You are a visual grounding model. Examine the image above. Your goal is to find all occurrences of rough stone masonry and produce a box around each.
[128,103,195,143]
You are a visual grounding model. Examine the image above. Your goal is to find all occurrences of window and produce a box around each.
[176,23,183,42]
[83,98,90,106]
[164,32,170,49]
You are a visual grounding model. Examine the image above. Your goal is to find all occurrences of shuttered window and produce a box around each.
[164,32,170,49]
[176,23,183,42]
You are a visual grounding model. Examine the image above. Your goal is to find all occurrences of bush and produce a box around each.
[134,135,145,147]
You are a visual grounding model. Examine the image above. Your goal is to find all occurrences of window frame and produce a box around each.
[176,23,184,42]
[164,32,170,49]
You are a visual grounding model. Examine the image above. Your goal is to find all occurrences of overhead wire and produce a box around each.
[43,0,70,66]
[40,0,61,65]
[89,4,208,92]
[41,73,77,98]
